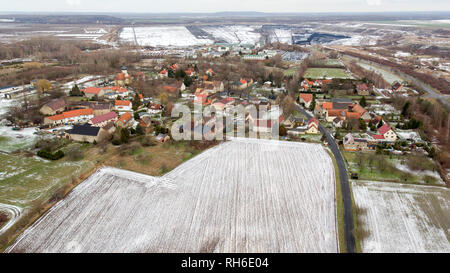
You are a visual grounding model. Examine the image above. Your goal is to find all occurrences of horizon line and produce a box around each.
[1,10,450,15]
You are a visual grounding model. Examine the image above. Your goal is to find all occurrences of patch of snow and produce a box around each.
[352,180,450,253]
[394,163,444,185]
[7,138,338,253]
[201,25,261,45]
[121,26,213,47]
[395,51,411,58]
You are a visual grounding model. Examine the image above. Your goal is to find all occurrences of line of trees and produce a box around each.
[346,60,390,89]
[344,50,450,94]
[391,95,449,169]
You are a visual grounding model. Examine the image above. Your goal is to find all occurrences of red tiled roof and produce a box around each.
[83,87,101,94]
[323,102,333,109]
[195,93,210,105]
[117,112,132,124]
[299,93,313,103]
[345,111,361,119]
[163,85,177,93]
[149,103,162,110]
[372,134,385,140]
[327,109,343,117]
[357,83,369,90]
[352,104,367,115]
[90,111,118,125]
[115,100,131,106]
[304,79,313,86]
[308,117,319,127]
[378,124,391,135]
[47,108,93,121]
[115,73,125,81]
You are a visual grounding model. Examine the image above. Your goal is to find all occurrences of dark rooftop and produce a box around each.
[66,124,100,137]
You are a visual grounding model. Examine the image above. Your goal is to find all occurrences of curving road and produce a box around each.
[296,105,356,253]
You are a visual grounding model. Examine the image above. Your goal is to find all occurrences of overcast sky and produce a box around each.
[1,0,449,13]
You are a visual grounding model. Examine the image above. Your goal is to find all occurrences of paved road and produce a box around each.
[296,105,356,253]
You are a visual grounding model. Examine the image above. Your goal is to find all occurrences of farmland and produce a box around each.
[304,68,352,79]
[283,67,298,77]
[201,25,261,44]
[269,28,293,44]
[6,138,338,253]
[352,180,450,253]
[120,26,213,47]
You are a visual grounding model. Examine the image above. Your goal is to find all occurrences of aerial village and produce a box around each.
[0,10,449,254]
[0,41,447,188]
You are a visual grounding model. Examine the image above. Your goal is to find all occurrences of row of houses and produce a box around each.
[114,66,144,87]
[82,86,130,99]
[343,123,398,151]
[53,109,134,143]
[300,79,332,92]
[314,98,372,125]
[285,117,320,136]
[43,99,133,125]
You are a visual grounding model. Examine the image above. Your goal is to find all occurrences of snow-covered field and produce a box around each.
[120,26,213,47]
[352,180,450,253]
[327,35,378,46]
[201,25,261,44]
[269,29,292,44]
[7,138,338,253]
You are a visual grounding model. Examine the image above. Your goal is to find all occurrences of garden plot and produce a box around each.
[304,68,353,79]
[201,25,261,44]
[7,138,338,253]
[352,180,450,253]
[120,26,213,47]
